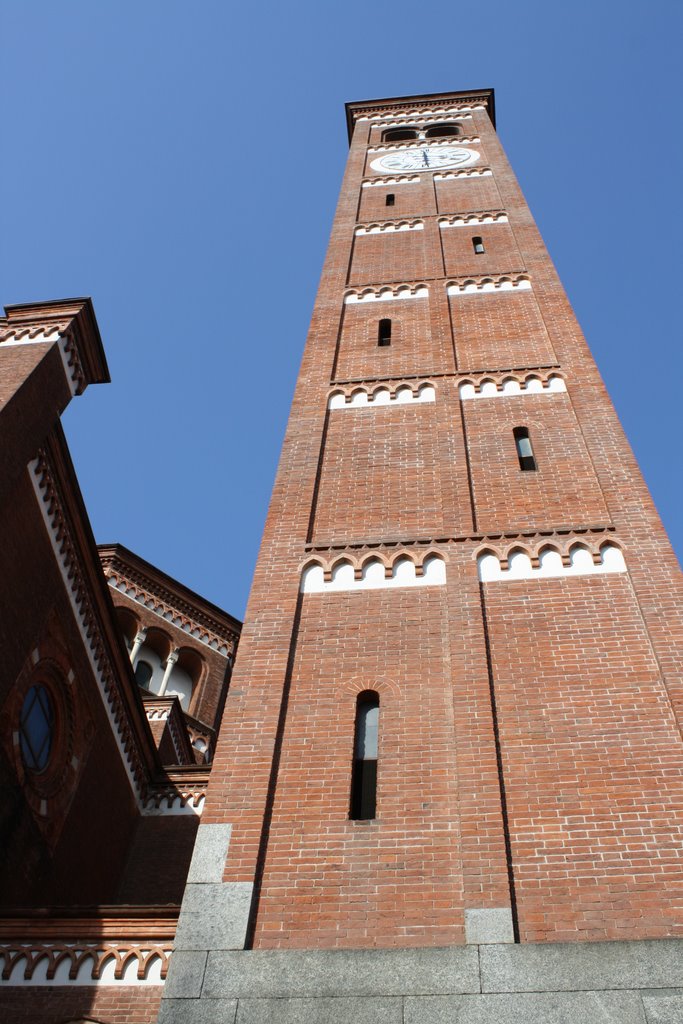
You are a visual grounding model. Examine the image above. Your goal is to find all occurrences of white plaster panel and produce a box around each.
[439,214,508,227]
[447,279,531,295]
[344,286,429,304]
[328,384,435,409]
[0,947,166,986]
[165,663,193,708]
[362,175,420,188]
[355,221,424,235]
[301,556,446,594]
[434,168,493,179]
[459,377,566,400]
[143,794,205,817]
[477,545,627,582]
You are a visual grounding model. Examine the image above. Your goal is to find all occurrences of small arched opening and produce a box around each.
[424,123,461,138]
[116,607,139,652]
[382,127,419,143]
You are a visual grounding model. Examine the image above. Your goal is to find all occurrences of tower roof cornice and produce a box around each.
[345,88,496,142]
[1,296,109,390]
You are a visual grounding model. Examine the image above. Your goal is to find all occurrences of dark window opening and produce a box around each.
[378,319,392,347]
[135,660,154,689]
[514,427,537,471]
[424,123,461,138]
[382,127,419,143]
[350,692,379,820]
[473,236,485,254]
[19,685,54,773]
[385,193,395,207]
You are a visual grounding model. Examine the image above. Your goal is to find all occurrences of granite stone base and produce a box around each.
[158,938,683,1024]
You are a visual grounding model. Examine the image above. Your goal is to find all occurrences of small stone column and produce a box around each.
[129,628,147,668]
[158,649,180,696]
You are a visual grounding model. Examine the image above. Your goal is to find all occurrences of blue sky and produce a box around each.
[2,1,681,618]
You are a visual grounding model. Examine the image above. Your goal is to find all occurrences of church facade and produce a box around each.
[0,298,240,1022]
[1,90,682,1024]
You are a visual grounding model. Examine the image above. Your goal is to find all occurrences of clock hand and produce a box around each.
[422,149,429,167]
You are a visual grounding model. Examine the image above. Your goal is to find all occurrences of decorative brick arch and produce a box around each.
[341,676,401,700]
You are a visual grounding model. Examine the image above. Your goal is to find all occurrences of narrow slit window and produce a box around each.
[472,236,485,254]
[378,318,392,347]
[385,193,395,207]
[350,692,379,820]
[514,427,537,471]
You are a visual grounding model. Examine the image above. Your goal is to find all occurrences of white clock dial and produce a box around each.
[370,146,480,173]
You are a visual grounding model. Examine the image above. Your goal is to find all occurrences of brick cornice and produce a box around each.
[29,441,156,805]
[99,545,241,654]
[144,765,210,815]
[331,364,562,387]
[1,297,109,393]
[345,89,496,140]
[0,907,179,941]
[304,524,618,554]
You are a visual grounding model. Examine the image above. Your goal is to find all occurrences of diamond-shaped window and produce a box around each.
[19,685,54,772]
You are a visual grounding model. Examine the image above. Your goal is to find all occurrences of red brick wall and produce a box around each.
[334,294,454,380]
[464,392,610,533]
[435,175,502,214]
[253,586,466,948]
[348,225,440,285]
[312,383,471,544]
[118,815,199,905]
[484,572,683,941]
[0,986,162,1024]
[441,222,522,278]
[146,719,178,763]
[358,181,436,221]
[0,472,138,907]
[198,97,683,952]
[449,290,557,370]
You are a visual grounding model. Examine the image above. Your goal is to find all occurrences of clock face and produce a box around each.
[370,146,480,173]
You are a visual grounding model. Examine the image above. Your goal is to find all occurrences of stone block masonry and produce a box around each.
[157,939,683,1023]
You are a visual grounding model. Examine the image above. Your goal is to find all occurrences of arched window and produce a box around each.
[424,123,461,138]
[168,648,202,711]
[385,193,395,207]
[163,661,194,709]
[134,660,154,689]
[115,607,139,652]
[378,318,392,347]
[350,692,379,820]
[472,236,485,254]
[382,127,419,143]
[513,426,537,471]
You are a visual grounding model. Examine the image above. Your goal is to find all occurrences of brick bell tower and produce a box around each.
[160,91,683,1021]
